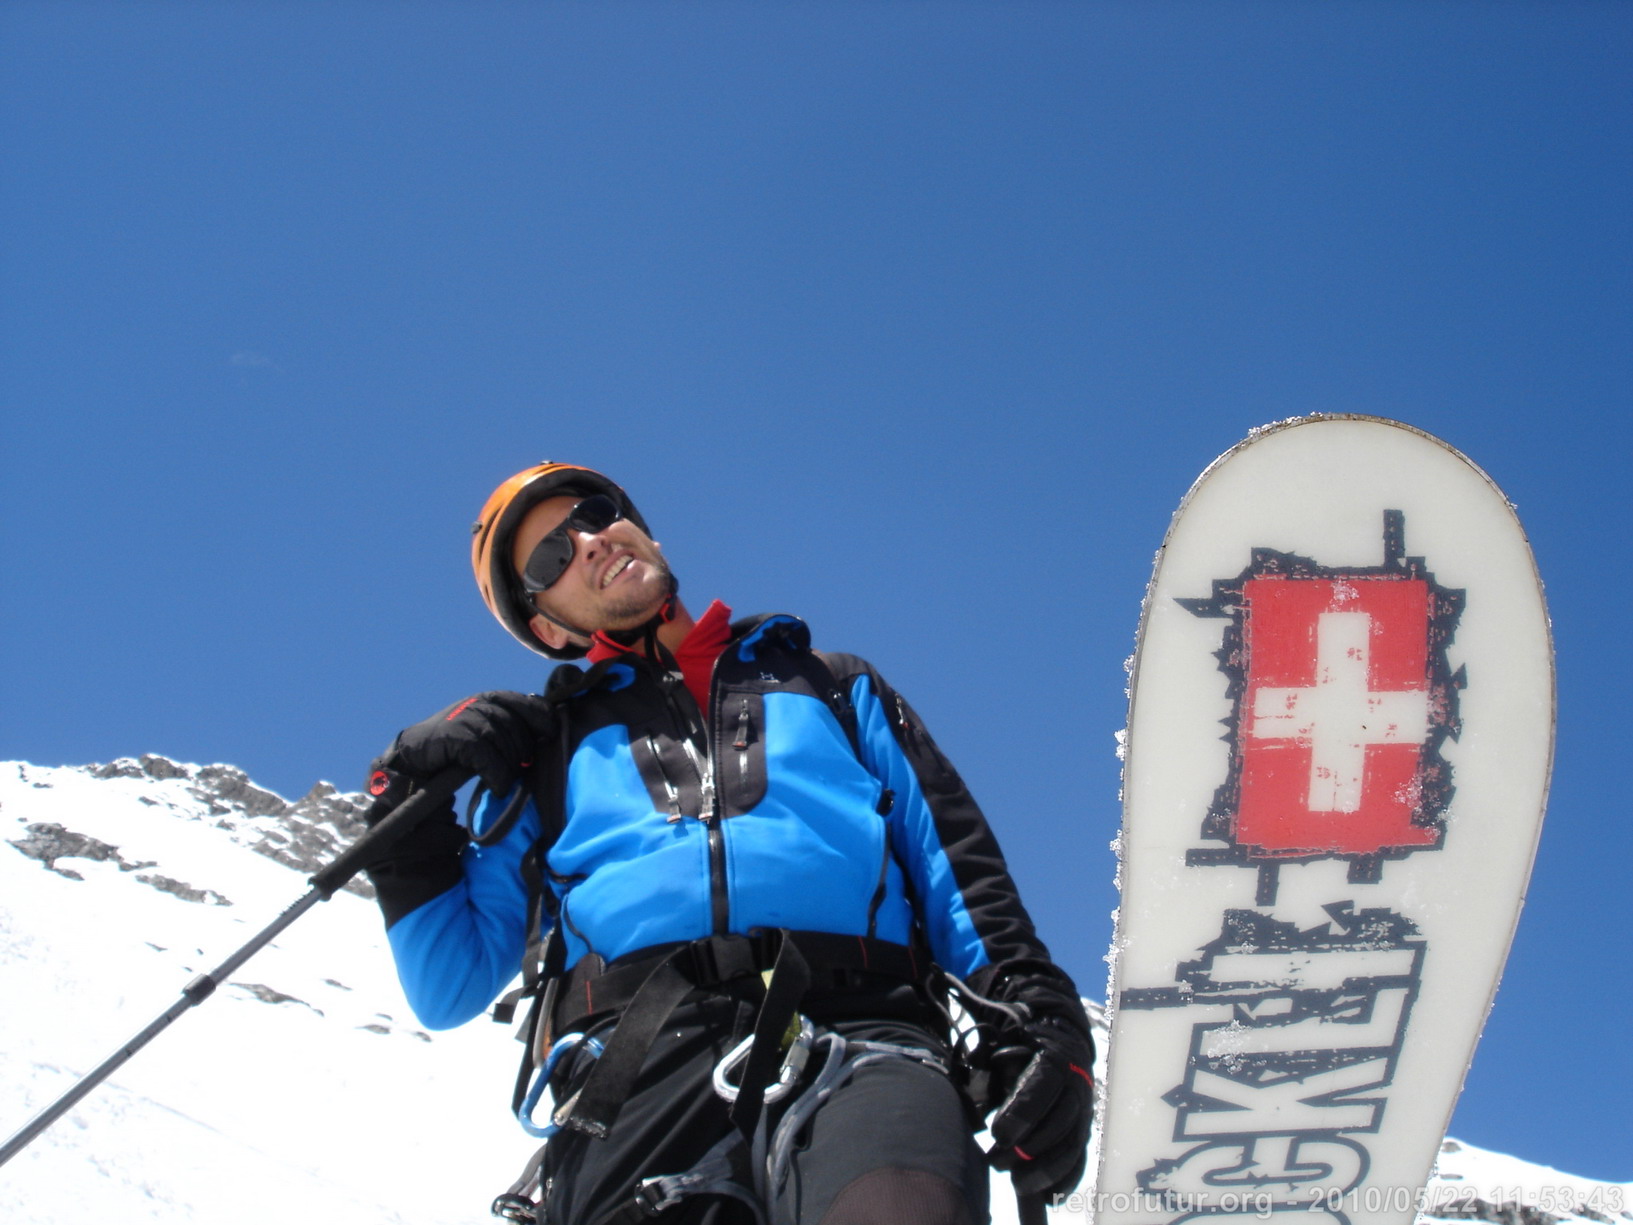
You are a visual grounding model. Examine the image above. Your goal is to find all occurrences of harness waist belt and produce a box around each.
[552,930,925,1040]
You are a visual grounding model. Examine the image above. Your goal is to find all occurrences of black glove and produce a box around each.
[360,691,554,925]
[987,1012,1095,1198]
[358,767,465,925]
[971,962,1095,1199]
[374,690,556,798]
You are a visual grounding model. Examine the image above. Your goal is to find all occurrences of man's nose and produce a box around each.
[573,526,611,560]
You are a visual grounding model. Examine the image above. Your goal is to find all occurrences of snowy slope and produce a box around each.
[0,760,1625,1225]
[1423,1141,1631,1225]
[0,759,524,1225]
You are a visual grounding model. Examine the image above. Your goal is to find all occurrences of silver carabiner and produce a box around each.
[711,1015,816,1105]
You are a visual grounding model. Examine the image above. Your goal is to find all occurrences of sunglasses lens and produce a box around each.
[522,539,572,591]
[520,495,624,593]
[567,494,619,533]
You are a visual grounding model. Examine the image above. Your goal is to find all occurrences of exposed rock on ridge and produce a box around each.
[86,755,376,898]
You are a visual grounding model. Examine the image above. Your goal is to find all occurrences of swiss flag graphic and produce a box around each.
[1237,575,1440,858]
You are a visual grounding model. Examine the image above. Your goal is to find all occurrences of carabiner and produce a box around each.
[711,1016,816,1106]
[516,1031,604,1139]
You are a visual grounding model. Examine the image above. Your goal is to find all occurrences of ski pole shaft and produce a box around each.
[0,889,326,1169]
[0,766,470,1170]
[1017,1191,1049,1225]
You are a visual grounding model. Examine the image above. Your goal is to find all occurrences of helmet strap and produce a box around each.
[587,583,681,667]
[528,602,598,649]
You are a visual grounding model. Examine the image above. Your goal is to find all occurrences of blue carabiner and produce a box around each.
[516,1032,605,1139]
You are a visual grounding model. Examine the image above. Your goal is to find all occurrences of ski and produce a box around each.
[1097,416,1553,1225]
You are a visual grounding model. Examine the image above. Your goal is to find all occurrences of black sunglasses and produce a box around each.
[518,494,624,594]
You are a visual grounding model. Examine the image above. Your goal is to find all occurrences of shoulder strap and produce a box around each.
[811,649,863,762]
[523,657,622,847]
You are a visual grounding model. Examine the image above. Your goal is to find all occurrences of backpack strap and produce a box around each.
[492,664,604,1115]
[811,650,862,760]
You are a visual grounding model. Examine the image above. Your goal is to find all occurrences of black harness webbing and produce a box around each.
[561,948,703,1140]
[549,929,923,1037]
[724,935,809,1139]
[554,930,927,1142]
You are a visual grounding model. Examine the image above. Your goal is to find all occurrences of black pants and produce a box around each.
[541,996,989,1225]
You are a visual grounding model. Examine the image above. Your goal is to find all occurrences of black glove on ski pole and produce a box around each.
[0,765,470,1170]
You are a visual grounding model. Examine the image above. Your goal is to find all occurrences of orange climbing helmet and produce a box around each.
[470,461,652,659]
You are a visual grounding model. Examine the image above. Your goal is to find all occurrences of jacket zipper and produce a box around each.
[703,669,729,935]
[658,663,729,936]
[865,839,889,939]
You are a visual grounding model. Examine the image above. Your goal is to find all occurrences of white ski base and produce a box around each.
[1099,418,1553,1225]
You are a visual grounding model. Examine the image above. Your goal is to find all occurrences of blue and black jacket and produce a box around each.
[377,613,1075,1032]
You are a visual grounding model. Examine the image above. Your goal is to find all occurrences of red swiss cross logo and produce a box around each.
[1180,512,1465,894]
[1240,574,1435,855]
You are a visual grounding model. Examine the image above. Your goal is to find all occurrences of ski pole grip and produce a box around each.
[309,766,472,899]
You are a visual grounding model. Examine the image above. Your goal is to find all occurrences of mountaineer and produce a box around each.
[361,462,1093,1225]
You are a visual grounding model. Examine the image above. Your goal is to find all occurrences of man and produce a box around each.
[363,462,1093,1225]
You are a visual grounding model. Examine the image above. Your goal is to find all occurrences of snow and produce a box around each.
[0,761,525,1225]
[0,760,1625,1225]
[1426,1140,1631,1225]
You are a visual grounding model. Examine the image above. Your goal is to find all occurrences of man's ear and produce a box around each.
[529,615,571,651]
[529,614,588,652]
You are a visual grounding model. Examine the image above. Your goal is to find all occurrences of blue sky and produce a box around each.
[3,1,1627,1182]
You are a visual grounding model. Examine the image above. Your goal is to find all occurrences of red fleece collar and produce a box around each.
[588,599,733,713]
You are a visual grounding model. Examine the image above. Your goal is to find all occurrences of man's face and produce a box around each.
[509,494,672,648]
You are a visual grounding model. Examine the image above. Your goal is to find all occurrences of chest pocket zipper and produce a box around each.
[645,734,686,823]
[716,692,767,817]
[732,698,753,780]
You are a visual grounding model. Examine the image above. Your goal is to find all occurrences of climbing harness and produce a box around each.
[491,1006,950,1225]
[487,927,1052,1223]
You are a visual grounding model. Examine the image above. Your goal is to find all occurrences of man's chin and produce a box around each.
[598,590,671,633]
[585,560,676,635]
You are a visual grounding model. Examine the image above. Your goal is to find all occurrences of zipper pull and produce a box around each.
[681,737,716,820]
[646,735,686,823]
[894,694,917,746]
[733,697,755,781]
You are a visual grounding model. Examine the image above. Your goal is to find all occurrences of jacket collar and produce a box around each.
[727,613,811,662]
[551,612,814,697]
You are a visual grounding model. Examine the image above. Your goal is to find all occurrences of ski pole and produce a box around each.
[1017,1190,1048,1225]
[0,765,471,1170]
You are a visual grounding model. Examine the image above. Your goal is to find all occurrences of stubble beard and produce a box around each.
[596,554,676,632]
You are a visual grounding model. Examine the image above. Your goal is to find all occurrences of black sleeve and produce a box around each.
[821,652,1088,1029]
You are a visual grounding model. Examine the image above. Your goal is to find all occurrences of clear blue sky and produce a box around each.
[3,1,1627,1182]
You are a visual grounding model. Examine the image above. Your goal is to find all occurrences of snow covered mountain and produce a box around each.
[0,758,1626,1225]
